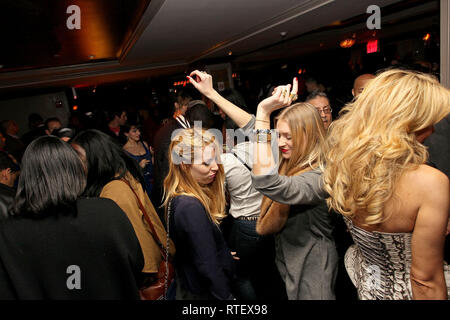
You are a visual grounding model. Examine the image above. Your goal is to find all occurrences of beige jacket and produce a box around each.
[100,174,175,273]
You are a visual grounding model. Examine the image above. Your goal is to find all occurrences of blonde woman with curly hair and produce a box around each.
[163,127,236,300]
[188,70,338,300]
[323,69,450,300]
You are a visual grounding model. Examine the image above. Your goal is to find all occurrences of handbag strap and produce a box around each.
[120,178,167,260]
[231,150,252,172]
[164,198,172,297]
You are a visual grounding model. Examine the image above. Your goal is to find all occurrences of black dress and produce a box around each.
[0,198,144,299]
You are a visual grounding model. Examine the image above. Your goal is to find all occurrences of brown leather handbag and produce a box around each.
[121,179,174,300]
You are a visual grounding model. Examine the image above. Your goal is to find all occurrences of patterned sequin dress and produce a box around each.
[343,217,450,300]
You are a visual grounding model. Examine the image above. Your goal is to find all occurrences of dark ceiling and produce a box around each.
[0,0,441,93]
[0,0,149,71]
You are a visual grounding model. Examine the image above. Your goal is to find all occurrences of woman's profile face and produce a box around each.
[189,145,219,185]
[276,119,294,159]
[125,126,141,142]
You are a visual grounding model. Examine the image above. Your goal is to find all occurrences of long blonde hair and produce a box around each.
[276,102,326,176]
[163,128,226,225]
[323,69,450,225]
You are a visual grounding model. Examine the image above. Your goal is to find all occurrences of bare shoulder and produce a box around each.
[407,165,449,191]
[401,165,449,213]
[122,143,132,152]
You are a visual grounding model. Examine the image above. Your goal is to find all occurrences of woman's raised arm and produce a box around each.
[252,78,298,176]
[187,70,252,128]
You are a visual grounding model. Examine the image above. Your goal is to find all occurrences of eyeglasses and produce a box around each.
[316,106,332,114]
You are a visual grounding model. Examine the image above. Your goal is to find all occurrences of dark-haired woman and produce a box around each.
[122,123,154,198]
[0,136,144,299]
[71,130,175,296]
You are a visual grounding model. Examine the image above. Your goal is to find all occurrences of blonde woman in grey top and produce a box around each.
[189,71,337,299]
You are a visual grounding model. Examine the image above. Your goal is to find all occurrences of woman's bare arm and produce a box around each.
[253,79,298,176]
[410,167,449,300]
[187,70,252,128]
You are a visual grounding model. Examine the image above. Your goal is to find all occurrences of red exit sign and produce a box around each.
[367,40,379,54]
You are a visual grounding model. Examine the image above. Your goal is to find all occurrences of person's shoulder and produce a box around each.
[172,195,207,217]
[405,164,449,195]
[77,197,123,213]
[172,195,204,208]
[159,118,178,131]
[101,179,131,194]
[77,198,132,226]
[171,196,210,226]
[412,164,448,184]
[154,119,178,145]
[220,152,234,166]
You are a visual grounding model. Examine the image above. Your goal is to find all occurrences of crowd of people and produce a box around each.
[0,65,448,300]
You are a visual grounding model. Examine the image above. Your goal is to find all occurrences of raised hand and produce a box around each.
[187,70,215,98]
[187,70,252,128]
[257,78,298,115]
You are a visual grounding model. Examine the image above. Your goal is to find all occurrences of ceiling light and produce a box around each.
[340,39,356,48]
[71,87,77,99]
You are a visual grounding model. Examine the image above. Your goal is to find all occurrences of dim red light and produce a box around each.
[367,40,378,54]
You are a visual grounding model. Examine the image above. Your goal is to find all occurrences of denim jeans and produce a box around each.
[227,218,287,300]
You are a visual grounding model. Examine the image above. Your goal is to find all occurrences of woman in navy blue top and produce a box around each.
[122,123,154,198]
[163,128,236,300]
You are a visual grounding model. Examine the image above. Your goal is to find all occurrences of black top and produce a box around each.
[424,114,450,179]
[152,118,182,207]
[0,198,144,299]
[169,195,235,300]
[0,183,15,220]
[4,135,25,163]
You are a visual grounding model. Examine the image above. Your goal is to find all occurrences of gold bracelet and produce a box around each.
[255,119,270,123]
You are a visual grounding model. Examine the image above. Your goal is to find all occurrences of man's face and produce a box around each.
[118,112,128,126]
[47,120,62,135]
[9,121,19,135]
[307,96,332,130]
[175,102,189,116]
[352,74,375,97]
[0,168,18,188]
